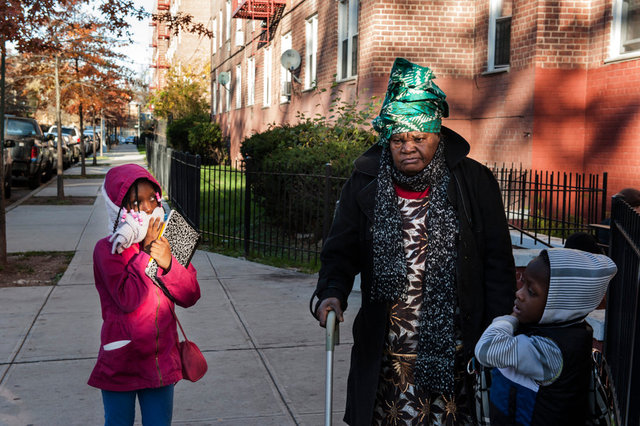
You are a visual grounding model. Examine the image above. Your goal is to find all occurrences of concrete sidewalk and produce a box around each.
[0,144,358,425]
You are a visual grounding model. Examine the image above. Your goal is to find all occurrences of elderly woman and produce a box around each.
[313,58,516,425]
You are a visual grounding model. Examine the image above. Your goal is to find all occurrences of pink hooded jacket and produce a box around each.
[88,164,200,391]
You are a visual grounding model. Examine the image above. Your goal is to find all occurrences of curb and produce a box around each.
[5,183,49,213]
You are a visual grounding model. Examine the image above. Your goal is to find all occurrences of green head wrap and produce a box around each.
[372,58,449,146]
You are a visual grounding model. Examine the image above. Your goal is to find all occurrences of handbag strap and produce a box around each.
[154,278,191,343]
[169,305,190,342]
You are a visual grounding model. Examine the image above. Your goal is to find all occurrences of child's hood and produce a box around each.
[539,248,617,324]
[104,164,161,206]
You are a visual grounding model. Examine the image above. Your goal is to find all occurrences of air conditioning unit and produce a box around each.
[281,80,292,96]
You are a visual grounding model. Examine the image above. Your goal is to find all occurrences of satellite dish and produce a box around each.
[280,49,301,71]
[218,71,230,86]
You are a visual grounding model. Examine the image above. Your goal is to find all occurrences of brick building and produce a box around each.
[150,0,171,91]
[150,0,212,91]
[209,0,640,194]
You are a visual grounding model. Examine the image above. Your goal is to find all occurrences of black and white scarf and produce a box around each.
[371,140,459,395]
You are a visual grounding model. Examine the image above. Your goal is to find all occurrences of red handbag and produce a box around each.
[155,279,208,382]
[173,309,208,382]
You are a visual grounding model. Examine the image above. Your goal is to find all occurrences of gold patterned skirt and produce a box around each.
[372,344,473,426]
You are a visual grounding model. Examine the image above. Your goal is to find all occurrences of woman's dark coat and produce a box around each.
[314,126,516,426]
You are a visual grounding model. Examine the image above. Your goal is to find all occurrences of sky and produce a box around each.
[116,0,156,77]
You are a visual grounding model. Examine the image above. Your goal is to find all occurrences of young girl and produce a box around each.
[88,163,200,425]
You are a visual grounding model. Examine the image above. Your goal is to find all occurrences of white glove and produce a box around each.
[109,207,165,254]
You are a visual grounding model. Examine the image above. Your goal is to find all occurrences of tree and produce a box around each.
[147,62,210,120]
[0,0,144,265]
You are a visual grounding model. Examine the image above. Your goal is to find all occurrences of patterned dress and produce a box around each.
[372,194,473,426]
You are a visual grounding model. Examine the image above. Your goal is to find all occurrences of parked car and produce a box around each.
[48,125,82,160]
[124,135,136,144]
[5,115,55,188]
[83,129,101,156]
[46,133,74,169]
[83,131,94,154]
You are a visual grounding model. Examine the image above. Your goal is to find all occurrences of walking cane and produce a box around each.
[325,310,340,426]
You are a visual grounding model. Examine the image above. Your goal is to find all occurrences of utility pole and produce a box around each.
[0,39,7,265]
[54,54,64,199]
[91,109,97,166]
[137,103,141,141]
[100,110,105,157]
[75,58,86,177]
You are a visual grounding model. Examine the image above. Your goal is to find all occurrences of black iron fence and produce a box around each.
[490,165,608,246]
[605,196,640,425]
[199,160,346,267]
[147,142,609,263]
[146,141,201,229]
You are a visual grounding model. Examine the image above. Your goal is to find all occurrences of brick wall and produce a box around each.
[585,60,640,193]
[204,0,640,199]
[533,0,593,68]
[169,0,211,68]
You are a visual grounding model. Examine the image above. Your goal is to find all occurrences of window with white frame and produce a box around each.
[263,46,272,106]
[247,57,255,106]
[212,17,217,55]
[337,0,359,80]
[226,1,231,50]
[235,64,242,109]
[280,32,292,103]
[611,0,640,58]
[236,18,244,46]
[305,14,318,89]
[225,70,231,112]
[218,11,223,50]
[212,77,217,115]
[487,0,512,72]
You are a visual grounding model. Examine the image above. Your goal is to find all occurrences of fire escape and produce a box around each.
[231,0,286,48]
[149,0,172,90]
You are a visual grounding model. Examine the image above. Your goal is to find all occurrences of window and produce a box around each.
[337,0,359,80]
[226,0,231,50]
[247,57,255,106]
[611,0,640,58]
[218,11,223,49]
[263,46,272,106]
[225,70,231,112]
[487,0,512,71]
[236,18,244,46]
[305,14,318,89]
[212,77,217,115]
[212,17,217,55]
[280,32,292,103]
[235,64,242,109]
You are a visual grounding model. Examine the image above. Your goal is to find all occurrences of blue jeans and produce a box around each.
[101,385,174,426]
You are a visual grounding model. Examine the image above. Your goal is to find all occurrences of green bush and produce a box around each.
[166,115,200,152]
[240,94,380,238]
[188,120,226,165]
[167,114,227,164]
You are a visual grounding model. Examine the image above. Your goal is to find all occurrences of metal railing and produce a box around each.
[490,165,608,246]
[199,159,346,266]
[147,141,609,263]
[605,196,640,425]
[146,141,201,230]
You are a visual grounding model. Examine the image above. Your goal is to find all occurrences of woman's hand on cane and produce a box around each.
[316,297,344,328]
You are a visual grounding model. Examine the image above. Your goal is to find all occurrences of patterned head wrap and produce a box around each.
[372,58,449,146]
